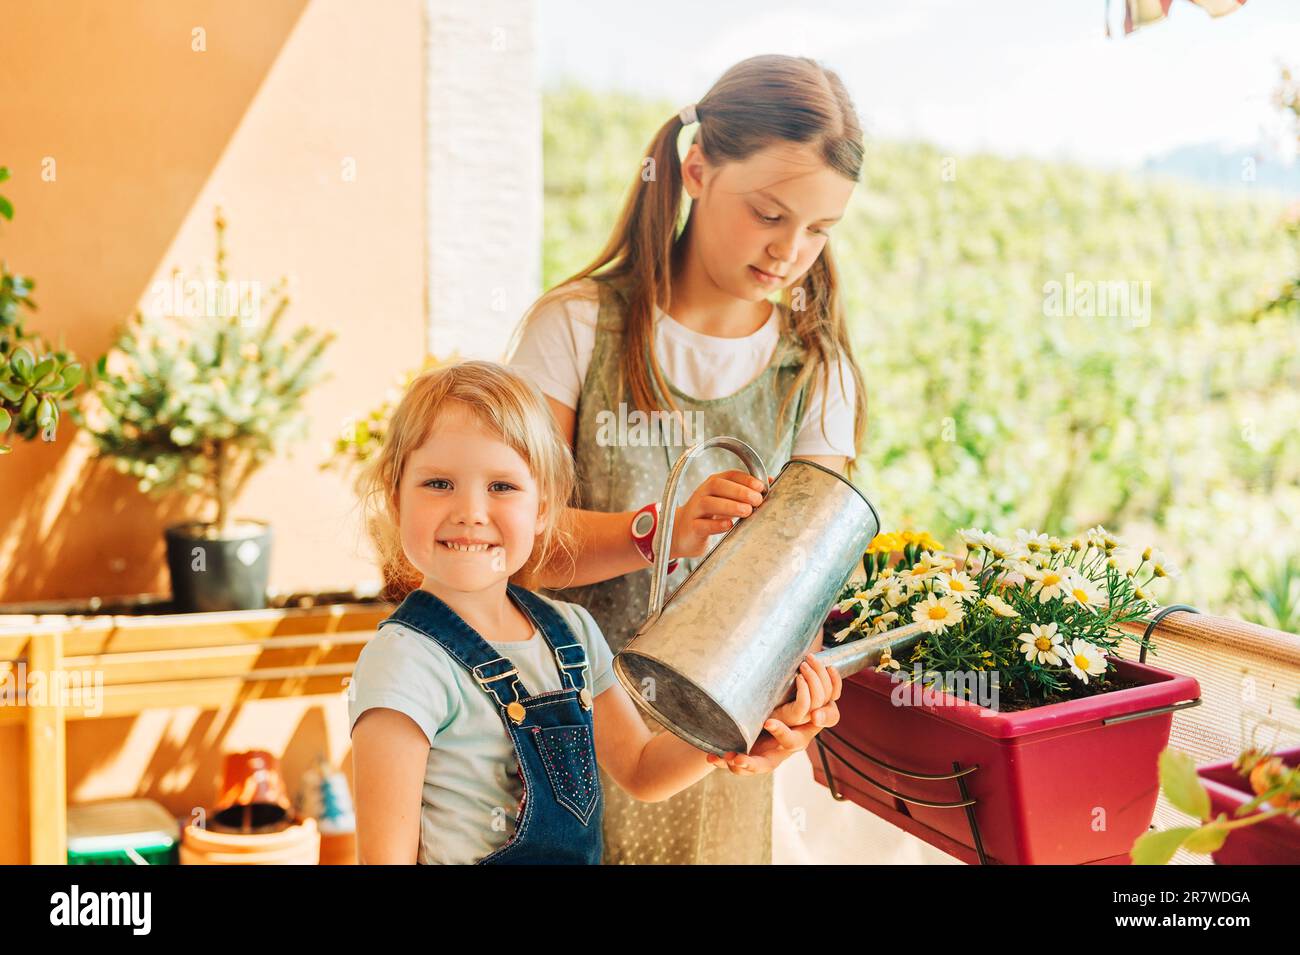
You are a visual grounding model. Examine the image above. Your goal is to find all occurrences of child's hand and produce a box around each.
[670,470,768,559]
[770,653,842,730]
[704,654,843,777]
[705,714,839,776]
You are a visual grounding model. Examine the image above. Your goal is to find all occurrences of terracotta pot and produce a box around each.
[212,750,294,833]
[181,816,319,865]
[810,655,1200,864]
[1197,747,1300,864]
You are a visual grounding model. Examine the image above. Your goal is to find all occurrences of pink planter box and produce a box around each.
[810,656,1200,864]
[1197,747,1300,865]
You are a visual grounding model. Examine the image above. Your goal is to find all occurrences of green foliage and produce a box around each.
[1133,742,1300,864]
[1230,554,1300,633]
[78,209,333,533]
[0,165,83,454]
[1255,66,1300,319]
[541,88,1300,628]
[0,165,12,222]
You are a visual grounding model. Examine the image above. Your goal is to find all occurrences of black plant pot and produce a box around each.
[164,520,272,613]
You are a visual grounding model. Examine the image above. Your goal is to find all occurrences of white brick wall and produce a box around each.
[424,0,541,361]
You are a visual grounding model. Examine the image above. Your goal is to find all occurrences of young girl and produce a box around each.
[507,54,868,864]
[347,361,841,864]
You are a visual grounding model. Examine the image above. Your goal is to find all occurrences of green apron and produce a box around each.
[545,276,811,864]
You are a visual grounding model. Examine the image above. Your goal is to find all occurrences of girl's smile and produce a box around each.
[398,400,545,593]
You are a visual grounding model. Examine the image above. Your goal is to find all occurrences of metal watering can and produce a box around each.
[613,435,925,757]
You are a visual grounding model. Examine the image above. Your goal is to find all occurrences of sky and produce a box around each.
[539,0,1300,170]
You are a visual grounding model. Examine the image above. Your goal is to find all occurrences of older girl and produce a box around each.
[509,54,868,863]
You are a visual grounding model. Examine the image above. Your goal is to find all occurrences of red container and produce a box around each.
[1197,747,1300,865]
[810,656,1200,864]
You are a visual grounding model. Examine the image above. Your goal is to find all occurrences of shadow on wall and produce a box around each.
[0,0,311,602]
[64,703,343,828]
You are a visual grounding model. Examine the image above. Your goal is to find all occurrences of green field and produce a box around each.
[542,87,1300,631]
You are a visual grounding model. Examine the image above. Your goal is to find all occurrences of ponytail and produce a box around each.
[516,54,869,475]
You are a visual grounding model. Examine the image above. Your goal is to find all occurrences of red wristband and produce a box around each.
[630,502,679,573]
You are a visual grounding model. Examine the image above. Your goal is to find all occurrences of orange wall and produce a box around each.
[0,0,425,862]
[0,0,425,602]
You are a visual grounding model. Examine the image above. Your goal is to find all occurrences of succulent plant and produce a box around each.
[77,208,334,535]
[0,165,83,453]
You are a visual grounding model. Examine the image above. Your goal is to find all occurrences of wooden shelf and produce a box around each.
[2,599,391,864]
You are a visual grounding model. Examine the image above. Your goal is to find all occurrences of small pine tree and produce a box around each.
[78,209,333,535]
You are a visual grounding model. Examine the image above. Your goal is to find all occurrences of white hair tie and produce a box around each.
[678,104,699,126]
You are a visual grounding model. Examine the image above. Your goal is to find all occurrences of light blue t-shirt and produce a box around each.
[347,591,617,864]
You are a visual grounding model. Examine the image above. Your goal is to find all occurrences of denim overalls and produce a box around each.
[381,584,603,864]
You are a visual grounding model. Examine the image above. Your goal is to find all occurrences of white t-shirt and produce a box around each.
[508,279,857,458]
[347,592,616,865]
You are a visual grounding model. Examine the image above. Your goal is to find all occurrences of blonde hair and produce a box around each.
[360,361,576,602]
[513,54,868,474]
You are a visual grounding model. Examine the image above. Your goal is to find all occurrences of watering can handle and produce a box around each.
[647,435,770,621]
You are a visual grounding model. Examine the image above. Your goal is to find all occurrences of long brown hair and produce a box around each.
[517,54,869,470]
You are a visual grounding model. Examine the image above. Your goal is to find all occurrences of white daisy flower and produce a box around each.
[983,593,1020,618]
[987,534,1025,561]
[937,570,979,603]
[1018,621,1066,665]
[1147,548,1180,579]
[882,583,907,608]
[1085,525,1117,551]
[830,620,861,643]
[911,593,966,634]
[837,586,878,613]
[1064,639,1108,683]
[868,610,900,635]
[1062,573,1103,611]
[958,528,993,551]
[1023,564,1069,603]
[1015,529,1050,554]
[917,551,957,572]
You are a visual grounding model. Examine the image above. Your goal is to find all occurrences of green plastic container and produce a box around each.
[67,798,180,865]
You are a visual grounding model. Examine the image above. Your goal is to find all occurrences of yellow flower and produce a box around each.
[865,532,900,555]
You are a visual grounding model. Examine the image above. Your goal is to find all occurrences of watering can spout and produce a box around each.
[613,435,883,757]
[811,621,929,680]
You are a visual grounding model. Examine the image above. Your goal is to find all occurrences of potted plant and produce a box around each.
[1133,697,1300,865]
[811,526,1201,864]
[76,209,333,612]
[0,166,83,452]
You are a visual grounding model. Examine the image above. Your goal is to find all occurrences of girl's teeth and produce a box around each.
[444,541,491,552]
